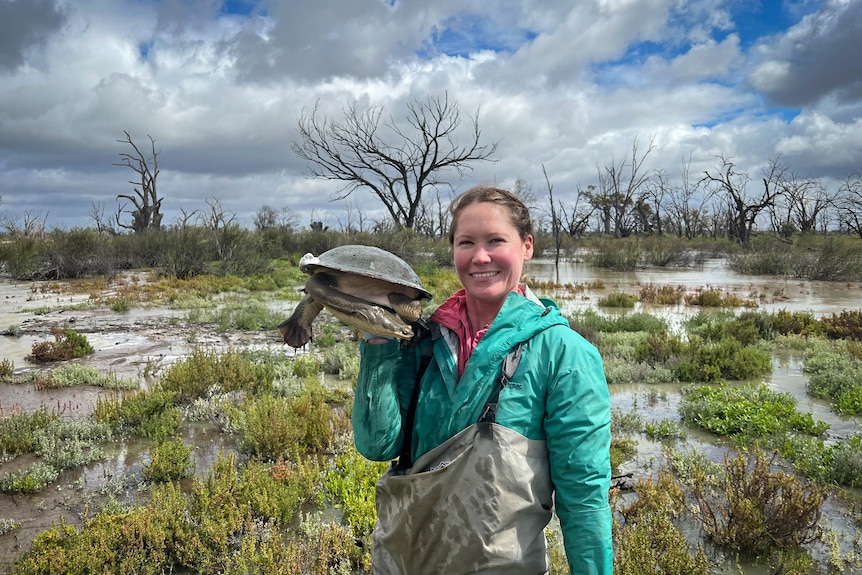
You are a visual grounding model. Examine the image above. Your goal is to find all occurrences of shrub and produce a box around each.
[47,227,115,279]
[803,338,862,415]
[323,447,389,539]
[568,309,668,335]
[143,437,193,482]
[233,395,308,461]
[685,289,756,308]
[26,327,95,363]
[675,336,772,383]
[780,434,862,488]
[236,457,321,526]
[688,448,826,555]
[634,329,684,364]
[614,469,710,575]
[34,363,138,390]
[638,283,684,305]
[640,236,694,268]
[0,237,52,280]
[0,462,60,494]
[161,348,274,402]
[679,383,829,440]
[0,405,59,455]
[110,387,182,440]
[0,358,13,380]
[791,236,862,281]
[597,292,637,308]
[587,238,640,271]
[820,309,862,341]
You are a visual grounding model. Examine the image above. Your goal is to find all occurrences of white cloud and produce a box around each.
[0,0,860,230]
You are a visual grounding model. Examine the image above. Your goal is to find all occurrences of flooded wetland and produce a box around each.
[0,256,860,574]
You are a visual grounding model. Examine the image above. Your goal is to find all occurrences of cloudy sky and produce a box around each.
[1,0,861,231]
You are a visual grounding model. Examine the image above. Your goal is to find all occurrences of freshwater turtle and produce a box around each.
[279,245,433,348]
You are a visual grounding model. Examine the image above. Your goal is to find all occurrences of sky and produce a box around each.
[1,0,861,232]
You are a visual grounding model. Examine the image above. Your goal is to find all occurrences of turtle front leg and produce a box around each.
[279,295,324,348]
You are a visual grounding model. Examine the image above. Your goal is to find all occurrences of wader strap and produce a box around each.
[478,342,524,425]
[393,339,434,473]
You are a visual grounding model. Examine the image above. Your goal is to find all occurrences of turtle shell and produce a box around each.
[299,245,432,301]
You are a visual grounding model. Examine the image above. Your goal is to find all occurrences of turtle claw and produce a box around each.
[279,317,311,348]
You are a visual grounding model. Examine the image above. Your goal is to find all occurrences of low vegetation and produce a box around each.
[0,240,860,574]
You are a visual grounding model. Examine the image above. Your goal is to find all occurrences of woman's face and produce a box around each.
[452,201,534,309]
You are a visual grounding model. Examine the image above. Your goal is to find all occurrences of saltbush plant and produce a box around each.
[324,446,389,543]
[686,448,826,555]
[25,327,94,363]
[161,347,275,402]
[780,433,862,488]
[803,337,862,415]
[679,383,829,442]
[675,336,772,382]
[0,462,60,494]
[597,292,637,308]
[0,405,59,455]
[820,309,862,341]
[613,469,709,575]
[17,363,138,390]
[143,437,193,482]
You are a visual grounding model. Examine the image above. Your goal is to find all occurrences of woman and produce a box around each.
[353,186,612,574]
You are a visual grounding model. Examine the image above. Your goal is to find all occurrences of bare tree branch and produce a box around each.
[113,130,164,233]
[292,93,498,230]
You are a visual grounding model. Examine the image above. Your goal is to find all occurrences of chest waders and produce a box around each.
[371,344,554,575]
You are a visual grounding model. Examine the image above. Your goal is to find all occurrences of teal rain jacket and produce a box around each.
[353,289,613,574]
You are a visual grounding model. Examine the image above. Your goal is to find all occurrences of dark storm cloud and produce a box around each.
[750,0,862,107]
[0,0,69,70]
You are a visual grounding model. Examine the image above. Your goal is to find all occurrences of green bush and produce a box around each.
[675,336,772,382]
[0,406,59,455]
[803,338,862,415]
[587,237,641,271]
[780,434,862,488]
[614,469,709,575]
[820,309,862,341]
[25,327,95,363]
[0,462,60,494]
[143,437,193,482]
[688,448,826,555]
[791,236,862,281]
[0,237,52,279]
[109,387,182,440]
[597,292,637,308]
[324,447,389,539]
[161,348,274,402]
[47,227,115,279]
[679,383,829,440]
[239,457,321,526]
[237,394,300,460]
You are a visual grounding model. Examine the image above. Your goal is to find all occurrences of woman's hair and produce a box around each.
[448,185,533,244]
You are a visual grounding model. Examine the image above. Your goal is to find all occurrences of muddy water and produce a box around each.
[0,260,860,573]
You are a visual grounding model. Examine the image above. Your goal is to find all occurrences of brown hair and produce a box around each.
[448,186,533,244]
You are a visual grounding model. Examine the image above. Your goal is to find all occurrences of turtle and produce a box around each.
[278,245,433,348]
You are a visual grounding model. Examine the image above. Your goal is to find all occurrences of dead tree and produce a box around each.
[293,92,497,230]
[701,156,785,245]
[114,130,163,233]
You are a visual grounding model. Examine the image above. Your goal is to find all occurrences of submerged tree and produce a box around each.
[114,130,163,233]
[702,156,785,245]
[293,92,498,230]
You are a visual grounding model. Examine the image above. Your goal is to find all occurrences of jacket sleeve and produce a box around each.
[544,332,613,574]
[352,339,419,461]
